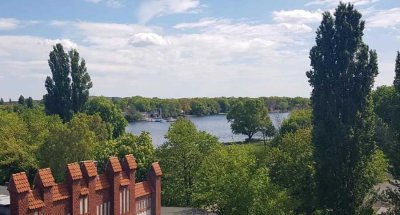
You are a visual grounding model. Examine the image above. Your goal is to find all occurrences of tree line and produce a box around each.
[112,96,309,121]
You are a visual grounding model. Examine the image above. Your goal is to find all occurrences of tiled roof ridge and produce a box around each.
[151,162,163,176]
[37,168,56,188]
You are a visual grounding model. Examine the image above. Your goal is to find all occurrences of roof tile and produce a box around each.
[52,183,69,201]
[108,157,122,173]
[28,190,45,210]
[151,162,162,176]
[10,172,30,193]
[120,172,130,186]
[124,154,137,170]
[37,168,56,188]
[82,161,98,178]
[95,175,110,190]
[135,182,151,197]
[67,163,82,180]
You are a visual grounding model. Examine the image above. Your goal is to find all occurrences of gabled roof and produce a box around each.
[151,162,162,176]
[108,156,122,173]
[135,182,151,197]
[9,172,30,193]
[36,168,56,188]
[120,172,130,186]
[67,163,83,180]
[28,190,44,210]
[124,154,137,170]
[95,175,110,190]
[81,161,98,178]
[52,183,69,201]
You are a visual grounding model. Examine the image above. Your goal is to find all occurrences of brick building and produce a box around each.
[7,155,162,215]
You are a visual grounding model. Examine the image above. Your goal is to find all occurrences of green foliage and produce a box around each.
[0,98,4,105]
[85,97,127,139]
[280,109,312,135]
[394,51,400,92]
[44,43,92,121]
[265,129,316,214]
[70,49,92,113]
[249,168,297,215]
[193,145,295,215]
[93,132,155,181]
[306,3,381,214]
[26,97,34,108]
[38,113,108,181]
[0,109,58,183]
[156,118,219,206]
[227,99,273,141]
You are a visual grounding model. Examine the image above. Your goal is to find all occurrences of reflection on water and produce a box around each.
[126,113,289,146]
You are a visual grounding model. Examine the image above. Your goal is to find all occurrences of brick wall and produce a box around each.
[7,155,162,215]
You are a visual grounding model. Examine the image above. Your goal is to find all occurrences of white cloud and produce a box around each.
[306,0,379,7]
[367,8,400,28]
[273,10,322,24]
[129,33,168,46]
[0,18,19,30]
[137,0,202,24]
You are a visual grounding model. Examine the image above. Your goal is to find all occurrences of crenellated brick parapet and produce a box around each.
[7,155,162,215]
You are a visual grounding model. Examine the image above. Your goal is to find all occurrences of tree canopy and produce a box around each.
[306,3,382,214]
[44,43,92,121]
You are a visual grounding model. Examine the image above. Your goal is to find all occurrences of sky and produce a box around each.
[0,0,400,99]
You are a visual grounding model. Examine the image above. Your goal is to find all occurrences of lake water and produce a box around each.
[126,113,289,146]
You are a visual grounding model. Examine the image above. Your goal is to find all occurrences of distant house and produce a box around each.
[7,155,162,215]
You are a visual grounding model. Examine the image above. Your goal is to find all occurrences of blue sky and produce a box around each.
[0,0,400,99]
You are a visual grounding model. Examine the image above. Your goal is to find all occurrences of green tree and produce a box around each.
[306,3,380,214]
[44,43,72,121]
[70,49,92,113]
[93,132,154,181]
[38,113,108,180]
[193,145,295,215]
[280,109,312,136]
[18,95,25,105]
[259,107,276,147]
[157,118,219,206]
[0,98,3,105]
[227,99,268,141]
[0,111,37,183]
[394,51,400,92]
[26,97,33,108]
[44,43,91,121]
[249,168,296,215]
[266,129,315,214]
[85,97,127,138]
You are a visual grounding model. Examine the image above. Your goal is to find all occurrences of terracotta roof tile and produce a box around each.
[28,190,45,210]
[120,172,130,186]
[135,182,151,197]
[108,157,122,173]
[124,154,137,170]
[95,175,110,190]
[67,163,82,180]
[37,168,56,187]
[52,183,69,201]
[80,187,89,195]
[151,162,162,176]
[82,161,98,177]
[10,172,30,193]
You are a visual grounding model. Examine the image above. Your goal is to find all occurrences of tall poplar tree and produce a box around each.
[394,52,400,92]
[306,3,378,214]
[70,49,92,112]
[43,44,92,121]
[44,44,72,121]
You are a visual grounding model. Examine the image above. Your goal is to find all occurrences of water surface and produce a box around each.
[126,113,289,146]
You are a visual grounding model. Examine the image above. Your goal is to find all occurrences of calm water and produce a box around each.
[126,113,289,146]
